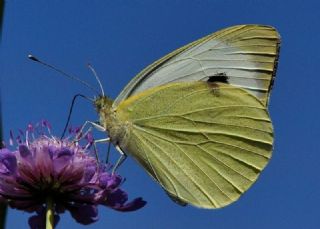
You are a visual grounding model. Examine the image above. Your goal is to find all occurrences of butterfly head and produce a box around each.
[94,95,113,113]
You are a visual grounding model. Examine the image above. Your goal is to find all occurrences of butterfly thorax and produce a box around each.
[94,96,128,145]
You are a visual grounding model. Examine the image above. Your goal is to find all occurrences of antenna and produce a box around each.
[61,94,94,139]
[87,64,105,96]
[28,54,100,95]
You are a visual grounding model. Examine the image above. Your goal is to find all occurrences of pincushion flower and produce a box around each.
[0,121,146,228]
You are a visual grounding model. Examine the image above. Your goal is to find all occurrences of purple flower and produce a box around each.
[0,121,146,228]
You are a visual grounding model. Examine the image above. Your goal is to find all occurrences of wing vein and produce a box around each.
[134,131,199,204]
[138,130,218,206]
[172,142,235,201]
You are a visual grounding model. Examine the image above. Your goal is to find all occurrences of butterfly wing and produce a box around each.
[115,82,273,208]
[114,24,280,107]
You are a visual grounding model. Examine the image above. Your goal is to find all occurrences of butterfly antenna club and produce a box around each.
[28,54,100,95]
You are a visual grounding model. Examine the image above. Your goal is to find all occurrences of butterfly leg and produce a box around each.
[75,121,126,169]
[74,120,109,161]
[91,137,110,161]
[80,121,112,162]
[92,137,113,163]
[112,145,127,174]
[76,120,106,140]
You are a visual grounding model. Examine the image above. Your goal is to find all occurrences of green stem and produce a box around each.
[46,197,54,229]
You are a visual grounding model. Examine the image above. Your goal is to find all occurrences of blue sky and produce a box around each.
[1,1,320,228]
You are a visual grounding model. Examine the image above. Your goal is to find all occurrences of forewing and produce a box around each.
[116,82,273,209]
[114,24,280,107]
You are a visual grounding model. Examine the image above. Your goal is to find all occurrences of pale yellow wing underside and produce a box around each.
[115,82,273,209]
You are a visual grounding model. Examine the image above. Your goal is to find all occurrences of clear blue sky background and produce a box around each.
[1,1,319,228]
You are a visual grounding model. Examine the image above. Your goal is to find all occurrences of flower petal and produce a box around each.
[28,207,60,229]
[99,173,121,189]
[83,165,96,183]
[68,204,98,225]
[104,189,147,212]
[111,197,147,212]
[56,148,73,158]
[0,148,17,174]
[33,146,53,179]
[105,189,128,206]
[19,144,31,158]
[53,148,73,174]
[28,214,45,229]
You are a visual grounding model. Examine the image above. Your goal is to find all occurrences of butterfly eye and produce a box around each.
[94,99,103,111]
[94,96,113,112]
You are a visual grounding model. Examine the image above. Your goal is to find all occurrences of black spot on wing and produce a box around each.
[206,73,229,96]
[207,72,229,84]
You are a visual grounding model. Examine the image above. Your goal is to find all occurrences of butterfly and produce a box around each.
[91,24,281,209]
[33,24,280,209]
